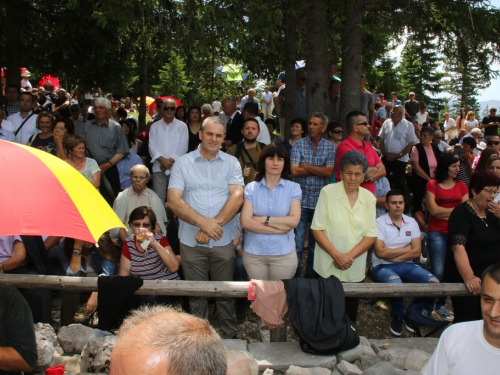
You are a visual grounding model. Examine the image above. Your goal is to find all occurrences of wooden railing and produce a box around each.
[0,274,472,297]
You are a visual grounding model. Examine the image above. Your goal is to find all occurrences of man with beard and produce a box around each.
[423,262,500,374]
[227,118,265,185]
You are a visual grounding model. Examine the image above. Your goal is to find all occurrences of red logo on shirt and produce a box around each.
[405,231,411,236]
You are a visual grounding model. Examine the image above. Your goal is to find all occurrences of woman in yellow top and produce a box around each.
[311,150,377,323]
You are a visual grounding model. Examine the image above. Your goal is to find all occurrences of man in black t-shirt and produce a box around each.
[0,285,37,375]
[481,107,500,142]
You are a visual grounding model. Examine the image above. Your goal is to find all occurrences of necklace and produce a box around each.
[469,200,488,227]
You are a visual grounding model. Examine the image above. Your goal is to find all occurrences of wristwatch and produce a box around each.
[264,216,270,226]
[0,263,4,273]
[73,249,82,256]
[398,152,403,157]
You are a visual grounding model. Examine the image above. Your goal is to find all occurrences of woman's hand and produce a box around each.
[333,253,354,270]
[488,201,500,219]
[85,292,98,315]
[53,129,63,144]
[464,275,481,295]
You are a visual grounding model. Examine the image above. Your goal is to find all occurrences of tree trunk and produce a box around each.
[139,53,148,130]
[339,0,363,132]
[283,5,297,140]
[306,0,329,120]
[5,1,23,86]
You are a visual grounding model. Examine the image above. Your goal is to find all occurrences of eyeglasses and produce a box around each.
[163,106,176,111]
[478,136,484,139]
[356,122,369,126]
[434,136,443,139]
[482,189,499,196]
[332,129,343,134]
[488,141,500,146]
[131,175,148,180]
[131,222,151,228]
[379,95,384,98]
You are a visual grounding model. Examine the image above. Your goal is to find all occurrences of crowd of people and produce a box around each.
[1,75,500,370]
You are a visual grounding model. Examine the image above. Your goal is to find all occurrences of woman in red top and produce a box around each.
[425,153,469,321]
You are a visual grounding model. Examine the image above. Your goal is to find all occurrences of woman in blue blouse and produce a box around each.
[241,143,301,280]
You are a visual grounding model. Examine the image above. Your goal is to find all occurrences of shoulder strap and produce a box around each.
[14,112,35,136]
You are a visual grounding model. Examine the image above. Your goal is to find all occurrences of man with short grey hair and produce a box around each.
[379,105,418,192]
[110,305,228,375]
[432,130,450,153]
[168,117,244,339]
[111,164,167,244]
[80,97,129,206]
[149,98,189,205]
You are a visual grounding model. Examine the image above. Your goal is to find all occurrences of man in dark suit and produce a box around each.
[220,97,244,150]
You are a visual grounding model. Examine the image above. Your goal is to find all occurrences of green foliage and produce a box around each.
[152,53,189,101]
[399,36,444,113]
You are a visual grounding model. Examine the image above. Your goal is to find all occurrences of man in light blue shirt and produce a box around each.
[168,117,244,339]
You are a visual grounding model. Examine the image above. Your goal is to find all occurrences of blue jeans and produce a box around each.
[372,263,438,318]
[295,207,316,278]
[234,256,248,281]
[427,230,448,309]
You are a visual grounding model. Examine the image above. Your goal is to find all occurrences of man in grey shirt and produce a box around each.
[80,97,129,206]
[360,75,375,125]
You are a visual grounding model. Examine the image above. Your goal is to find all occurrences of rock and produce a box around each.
[248,342,337,371]
[223,338,248,351]
[369,338,438,369]
[80,335,117,373]
[262,369,274,375]
[285,365,331,375]
[35,323,58,370]
[396,370,421,375]
[359,337,371,347]
[338,344,379,370]
[403,349,431,372]
[332,369,343,375]
[361,362,397,375]
[337,360,363,375]
[52,354,81,373]
[57,324,99,354]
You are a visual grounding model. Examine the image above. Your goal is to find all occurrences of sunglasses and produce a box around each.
[356,122,369,126]
[163,106,176,111]
[488,141,500,146]
[332,129,344,134]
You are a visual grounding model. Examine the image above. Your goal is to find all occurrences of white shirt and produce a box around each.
[423,320,500,375]
[212,100,221,112]
[0,126,15,141]
[255,116,271,145]
[445,118,457,130]
[372,213,421,268]
[379,118,418,162]
[148,117,189,173]
[5,111,40,144]
[261,92,273,108]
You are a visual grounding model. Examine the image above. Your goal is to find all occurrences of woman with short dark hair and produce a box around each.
[240,144,301,280]
[282,118,307,155]
[119,206,180,305]
[447,171,500,322]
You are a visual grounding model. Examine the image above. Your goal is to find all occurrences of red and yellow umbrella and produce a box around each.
[0,140,125,243]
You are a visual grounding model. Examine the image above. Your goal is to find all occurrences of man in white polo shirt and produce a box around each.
[423,262,500,375]
[372,189,440,336]
[148,98,189,204]
[378,105,418,192]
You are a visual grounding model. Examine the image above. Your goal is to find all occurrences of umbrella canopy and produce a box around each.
[0,140,125,243]
[148,95,184,116]
[139,96,155,106]
[214,64,249,82]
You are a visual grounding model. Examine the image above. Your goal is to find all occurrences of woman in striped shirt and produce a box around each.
[119,206,180,305]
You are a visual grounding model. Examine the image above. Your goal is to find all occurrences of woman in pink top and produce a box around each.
[410,127,442,214]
